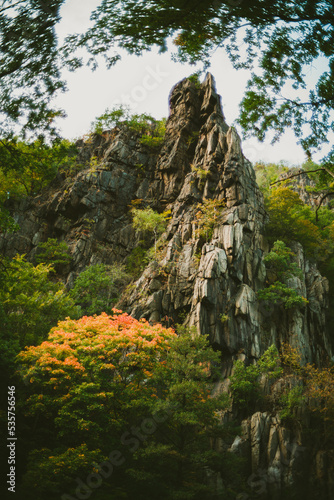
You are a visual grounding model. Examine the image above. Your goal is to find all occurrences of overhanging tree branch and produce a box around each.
[316,191,334,221]
[269,168,334,188]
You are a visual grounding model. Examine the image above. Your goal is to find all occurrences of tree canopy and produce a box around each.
[0,0,66,138]
[64,0,334,154]
[15,314,231,499]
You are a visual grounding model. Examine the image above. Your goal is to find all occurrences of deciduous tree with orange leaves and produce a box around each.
[16,312,232,500]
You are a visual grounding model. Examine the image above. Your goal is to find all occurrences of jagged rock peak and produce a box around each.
[169,72,227,126]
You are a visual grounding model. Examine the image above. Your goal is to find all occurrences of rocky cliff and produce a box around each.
[1,73,333,498]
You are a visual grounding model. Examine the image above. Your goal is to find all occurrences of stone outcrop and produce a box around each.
[229,410,334,499]
[119,74,331,369]
[1,73,333,498]
[1,74,331,365]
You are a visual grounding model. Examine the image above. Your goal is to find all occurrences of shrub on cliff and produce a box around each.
[70,263,130,316]
[35,238,72,274]
[131,207,171,258]
[230,345,282,413]
[91,105,166,148]
[258,241,308,310]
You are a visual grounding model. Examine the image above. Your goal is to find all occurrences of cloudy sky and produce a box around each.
[54,0,331,166]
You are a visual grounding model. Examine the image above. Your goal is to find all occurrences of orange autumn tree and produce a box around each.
[16,311,176,498]
[16,313,231,500]
[17,310,176,440]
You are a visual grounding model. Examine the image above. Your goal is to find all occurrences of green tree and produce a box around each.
[0,255,78,377]
[91,105,166,148]
[16,311,177,499]
[36,238,72,274]
[263,240,303,281]
[131,207,170,257]
[194,199,225,241]
[230,345,282,414]
[63,0,334,154]
[257,241,309,310]
[70,263,130,315]
[128,328,230,499]
[254,161,289,196]
[0,206,19,234]
[15,316,240,500]
[0,138,78,198]
[264,186,325,253]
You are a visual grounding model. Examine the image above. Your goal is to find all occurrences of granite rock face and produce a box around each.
[1,74,331,364]
[119,74,331,369]
[1,73,333,498]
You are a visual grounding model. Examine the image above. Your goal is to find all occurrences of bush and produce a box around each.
[0,255,78,377]
[230,345,282,413]
[258,281,308,309]
[258,241,308,309]
[131,207,171,258]
[230,360,260,411]
[0,207,19,234]
[194,199,225,241]
[16,311,176,498]
[263,240,303,280]
[70,263,130,315]
[0,138,77,198]
[279,385,305,423]
[187,72,201,89]
[35,238,72,273]
[91,105,166,149]
[126,246,150,277]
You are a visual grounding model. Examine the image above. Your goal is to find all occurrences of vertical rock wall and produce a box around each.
[123,74,331,370]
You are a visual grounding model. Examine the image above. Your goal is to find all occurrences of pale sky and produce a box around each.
[54,0,332,166]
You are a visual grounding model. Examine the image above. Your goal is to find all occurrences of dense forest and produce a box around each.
[1,1,334,499]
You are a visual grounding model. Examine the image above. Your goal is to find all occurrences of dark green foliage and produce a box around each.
[258,281,308,309]
[263,241,303,281]
[0,255,78,379]
[126,328,230,499]
[70,263,130,315]
[279,385,305,424]
[0,138,78,197]
[187,72,201,89]
[126,246,150,277]
[0,207,19,234]
[230,345,282,413]
[36,238,72,274]
[230,360,261,412]
[91,105,166,148]
[0,0,66,138]
[258,241,308,310]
